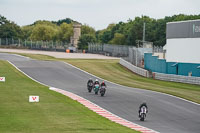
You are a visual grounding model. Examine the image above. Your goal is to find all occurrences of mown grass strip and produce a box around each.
[0,60,138,133]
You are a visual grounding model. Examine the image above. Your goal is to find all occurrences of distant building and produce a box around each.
[165,20,200,63]
[144,20,200,77]
[70,23,81,48]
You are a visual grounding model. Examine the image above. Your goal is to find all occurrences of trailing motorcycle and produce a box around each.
[93,83,100,95]
[100,85,106,96]
[139,106,147,121]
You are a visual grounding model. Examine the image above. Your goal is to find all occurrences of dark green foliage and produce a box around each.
[52,18,75,25]
[96,14,200,46]
[78,34,96,49]
[0,15,22,39]
[1,14,200,46]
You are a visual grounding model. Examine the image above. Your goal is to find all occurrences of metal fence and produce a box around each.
[153,72,200,85]
[88,43,153,67]
[88,43,132,57]
[127,47,152,67]
[0,38,70,52]
[153,46,164,53]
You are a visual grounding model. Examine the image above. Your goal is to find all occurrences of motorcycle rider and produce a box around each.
[138,102,148,117]
[87,78,93,88]
[100,81,106,96]
[93,79,100,94]
[94,79,100,86]
[100,81,106,88]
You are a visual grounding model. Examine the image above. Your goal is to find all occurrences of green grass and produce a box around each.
[0,60,139,133]
[14,53,200,104]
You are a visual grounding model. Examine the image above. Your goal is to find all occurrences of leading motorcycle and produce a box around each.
[139,106,147,121]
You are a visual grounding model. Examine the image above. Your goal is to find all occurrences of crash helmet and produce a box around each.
[95,79,98,82]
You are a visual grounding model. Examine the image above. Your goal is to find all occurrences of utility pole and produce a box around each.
[143,22,146,45]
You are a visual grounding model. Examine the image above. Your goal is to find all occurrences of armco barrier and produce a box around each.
[119,58,149,77]
[153,72,200,85]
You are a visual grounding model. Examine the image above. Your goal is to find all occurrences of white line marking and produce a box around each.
[7,60,159,132]
[12,54,30,59]
[61,61,200,106]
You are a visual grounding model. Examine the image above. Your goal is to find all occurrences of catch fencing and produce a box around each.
[88,43,152,67]
[153,72,200,85]
[88,43,132,57]
[127,47,152,67]
[0,38,70,52]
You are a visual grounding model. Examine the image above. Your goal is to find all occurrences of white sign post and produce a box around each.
[0,77,5,82]
[29,96,39,102]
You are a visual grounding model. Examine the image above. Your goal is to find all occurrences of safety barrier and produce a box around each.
[119,58,150,77]
[153,72,200,85]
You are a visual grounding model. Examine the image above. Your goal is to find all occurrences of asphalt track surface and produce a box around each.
[1,53,200,133]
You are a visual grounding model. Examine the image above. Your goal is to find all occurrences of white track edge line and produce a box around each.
[61,61,200,106]
[7,60,158,133]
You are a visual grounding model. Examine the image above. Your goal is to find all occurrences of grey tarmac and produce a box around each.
[0,53,200,133]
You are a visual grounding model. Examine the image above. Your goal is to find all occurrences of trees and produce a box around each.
[96,14,200,47]
[2,14,200,47]
[58,23,73,42]
[30,24,59,41]
[81,24,96,35]
[21,25,34,40]
[0,15,8,25]
[0,15,22,39]
[52,18,74,25]
[78,34,96,49]
[78,24,97,49]
[109,33,125,45]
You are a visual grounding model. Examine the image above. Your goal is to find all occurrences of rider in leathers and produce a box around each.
[94,79,100,87]
[138,102,148,117]
[87,78,93,88]
[100,81,106,88]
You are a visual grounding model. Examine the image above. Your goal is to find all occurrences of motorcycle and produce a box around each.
[139,106,147,121]
[93,84,100,95]
[87,82,93,93]
[100,85,106,96]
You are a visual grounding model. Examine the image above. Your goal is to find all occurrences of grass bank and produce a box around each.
[9,53,200,104]
[0,60,138,133]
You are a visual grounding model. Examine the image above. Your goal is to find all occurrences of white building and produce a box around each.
[165,20,200,63]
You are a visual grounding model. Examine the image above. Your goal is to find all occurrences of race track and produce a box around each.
[1,53,200,133]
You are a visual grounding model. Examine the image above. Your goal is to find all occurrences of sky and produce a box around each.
[0,0,200,30]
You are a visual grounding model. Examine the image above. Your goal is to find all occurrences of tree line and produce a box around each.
[96,14,200,47]
[1,14,200,49]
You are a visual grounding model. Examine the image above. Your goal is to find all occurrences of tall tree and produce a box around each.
[78,34,96,49]
[58,23,73,42]
[81,24,96,35]
[0,15,22,39]
[109,33,125,45]
[30,24,58,41]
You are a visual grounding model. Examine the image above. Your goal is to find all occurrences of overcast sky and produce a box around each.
[0,0,200,30]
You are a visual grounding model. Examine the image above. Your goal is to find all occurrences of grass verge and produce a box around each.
[0,60,138,133]
[15,53,200,104]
